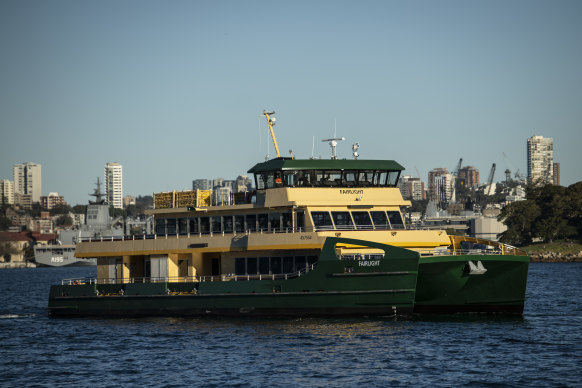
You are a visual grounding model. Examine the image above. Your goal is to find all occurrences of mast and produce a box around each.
[263,110,281,158]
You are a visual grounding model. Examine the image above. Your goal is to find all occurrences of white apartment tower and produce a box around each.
[0,179,14,205]
[13,162,42,202]
[527,136,553,185]
[104,162,123,209]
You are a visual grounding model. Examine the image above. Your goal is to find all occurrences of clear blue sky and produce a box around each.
[1,0,581,206]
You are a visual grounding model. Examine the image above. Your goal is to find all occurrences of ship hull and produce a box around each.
[414,254,530,315]
[48,237,419,318]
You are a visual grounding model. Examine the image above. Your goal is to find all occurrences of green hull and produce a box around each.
[414,255,530,314]
[48,237,419,318]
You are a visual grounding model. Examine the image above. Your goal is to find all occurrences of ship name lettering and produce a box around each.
[339,189,364,195]
[300,235,313,240]
[51,257,64,263]
[358,260,380,267]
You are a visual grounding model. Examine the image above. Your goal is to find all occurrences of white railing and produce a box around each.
[60,263,317,286]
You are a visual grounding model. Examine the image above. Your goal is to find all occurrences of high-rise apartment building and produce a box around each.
[104,162,123,209]
[527,135,553,185]
[13,162,42,203]
[0,179,14,205]
[427,168,449,201]
[398,175,426,201]
[458,166,480,188]
[192,179,213,191]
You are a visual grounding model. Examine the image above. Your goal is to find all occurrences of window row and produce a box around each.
[310,210,405,230]
[256,169,400,189]
[155,211,305,236]
[234,255,318,276]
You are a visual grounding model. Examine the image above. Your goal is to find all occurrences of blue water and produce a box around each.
[0,263,580,387]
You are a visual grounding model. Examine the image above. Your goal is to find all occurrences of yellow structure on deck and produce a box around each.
[154,190,212,209]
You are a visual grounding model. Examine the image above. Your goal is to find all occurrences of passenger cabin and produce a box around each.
[76,158,453,284]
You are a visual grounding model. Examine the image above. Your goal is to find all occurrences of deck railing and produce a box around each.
[60,263,317,286]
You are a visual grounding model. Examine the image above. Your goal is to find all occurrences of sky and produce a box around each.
[1,0,581,206]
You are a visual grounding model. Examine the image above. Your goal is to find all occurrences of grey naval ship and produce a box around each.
[34,179,123,267]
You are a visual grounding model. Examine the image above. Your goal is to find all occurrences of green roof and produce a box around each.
[247,158,405,173]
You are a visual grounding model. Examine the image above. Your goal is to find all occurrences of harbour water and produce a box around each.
[1,263,580,387]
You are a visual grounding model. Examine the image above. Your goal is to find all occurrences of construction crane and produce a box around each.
[486,163,496,196]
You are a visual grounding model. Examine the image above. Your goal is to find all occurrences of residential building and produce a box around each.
[398,175,426,201]
[458,166,480,188]
[123,195,136,208]
[192,179,213,191]
[427,168,449,201]
[13,162,42,203]
[527,135,553,185]
[0,179,14,205]
[40,192,66,210]
[104,162,123,209]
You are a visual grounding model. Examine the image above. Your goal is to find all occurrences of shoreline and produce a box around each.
[529,252,582,263]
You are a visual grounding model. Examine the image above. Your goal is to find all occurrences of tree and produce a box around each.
[49,203,72,216]
[498,199,540,245]
[0,216,12,231]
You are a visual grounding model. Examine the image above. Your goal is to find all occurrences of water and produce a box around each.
[0,264,580,387]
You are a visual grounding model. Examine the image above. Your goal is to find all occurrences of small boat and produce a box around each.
[48,111,529,317]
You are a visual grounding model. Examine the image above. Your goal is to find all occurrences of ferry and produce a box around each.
[48,111,529,317]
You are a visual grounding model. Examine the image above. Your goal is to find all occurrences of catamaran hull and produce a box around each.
[414,254,530,315]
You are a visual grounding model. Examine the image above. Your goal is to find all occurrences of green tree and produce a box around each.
[49,203,72,216]
[498,199,540,245]
[0,216,12,231]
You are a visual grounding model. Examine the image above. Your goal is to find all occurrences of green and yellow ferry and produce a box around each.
[48,112,529,317]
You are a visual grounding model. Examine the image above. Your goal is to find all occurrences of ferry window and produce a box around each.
[178,218,188,235]
[257,174,266,190]
[189,217,199,234]
[234,215,245,233]
[387,211,405,229]
[235,258,245,275]
[295,256,306,272]
[246,257,257,274]
[311,211,333,230]
[167,218,177,235]
[155,218,166,235]
[246,214,257,232]
[223,216,233,233]
[258,214,269,231]
[200,217,210,234]
[377,171,388,186]
[358,171,374,186]
[332,211,354,230]
[296,211,305,231]
[282,212,292,231]
[211,216,222,233]
[283,171,296,187]
[269,213,281,231]
[259,257,270,274]
[296,171,311,187]
[352,211,373,229]
[264,172,275,189]
[343,171,357,186]
[271,257,282,274]
[283,256,294,273]
[371,211,389,229]
[387,171,399,186]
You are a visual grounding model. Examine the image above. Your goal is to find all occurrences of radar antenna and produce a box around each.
[89,177,106,205]
[352,143,360,160]
[262,110,281,158]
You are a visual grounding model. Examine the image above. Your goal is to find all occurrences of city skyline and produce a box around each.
[1,1,581,205]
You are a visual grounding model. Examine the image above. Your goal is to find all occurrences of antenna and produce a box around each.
[352,143,359,160]
[322,120,345,160]
[311,136,315,159]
